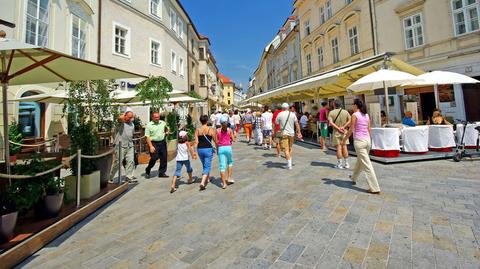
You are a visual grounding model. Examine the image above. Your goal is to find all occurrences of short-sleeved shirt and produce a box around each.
[114,121,134,147]
[272,110,281,132]
[145,120,167,141]
[319,107,329,122]
[276,110,298,137]
[243,113,253,124]
[261,112,273,131]
[233,114,241,125]
[328,109,351,132]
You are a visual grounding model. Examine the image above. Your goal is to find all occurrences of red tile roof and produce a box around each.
[217,73,233,84]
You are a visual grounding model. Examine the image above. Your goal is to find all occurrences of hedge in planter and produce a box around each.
[8,120,23,161]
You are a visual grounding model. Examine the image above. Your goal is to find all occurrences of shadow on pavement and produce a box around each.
[321,178,367,193]
[310,161,336,168]
[262,153,278,158]
[263,161,286,169]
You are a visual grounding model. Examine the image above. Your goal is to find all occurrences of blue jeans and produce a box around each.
[197,148,213,175]
[218,146,233,172]
[174,160,193,177]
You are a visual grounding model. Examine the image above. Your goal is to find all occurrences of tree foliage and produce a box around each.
[136,76,173,113]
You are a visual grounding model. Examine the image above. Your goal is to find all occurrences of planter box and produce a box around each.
[94,154,113,188]
[65,170,101,201]
[0,212,18,242]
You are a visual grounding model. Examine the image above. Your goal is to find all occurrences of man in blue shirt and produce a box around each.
[402,111,416,127]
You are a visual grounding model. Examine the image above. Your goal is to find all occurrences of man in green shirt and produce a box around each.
[145,112,169,178]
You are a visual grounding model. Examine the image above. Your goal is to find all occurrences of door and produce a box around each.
[463,79,480,121]
[420,92,436,123]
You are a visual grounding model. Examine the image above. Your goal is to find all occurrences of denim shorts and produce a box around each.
[174,160,193,177]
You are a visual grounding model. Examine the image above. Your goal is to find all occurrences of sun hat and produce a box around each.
[281,103,289,109]
[179,130,188,138]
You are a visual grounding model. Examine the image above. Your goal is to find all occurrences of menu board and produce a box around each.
[369,103,381,127]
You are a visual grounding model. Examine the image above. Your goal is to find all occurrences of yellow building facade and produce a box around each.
[218,73,235,107]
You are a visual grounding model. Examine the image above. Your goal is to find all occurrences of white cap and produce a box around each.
[179,130,188,138]
[281,103,289,109]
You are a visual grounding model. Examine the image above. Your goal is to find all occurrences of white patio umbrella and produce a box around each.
[347,69,424,123]
[0,38,145,178]
[12,90,68,104]
[111,89,185,103]
[403,71,480,108]
[114,94,205,106]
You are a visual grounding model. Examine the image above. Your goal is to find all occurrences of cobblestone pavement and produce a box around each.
[18,140,480,269]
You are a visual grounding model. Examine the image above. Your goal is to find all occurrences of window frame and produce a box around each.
[171,50,177,74]
[331,37,339,63]
[326,0,333,19]
[320,6,326,25]
[348,26,359,56]
[451,0,480,36]
[178,18,184,40]
[403,13,424,49]
[71,14,87,59]
[170,8,177,33]
[112,21,131,58]
[306,53,312,75]
[149,0,162,19]
[149,38,162,67]
[179,56,185,77]
[25,0,50,46]
[304,20,311,36]
[200,74,206,87]
[317,47,324,69]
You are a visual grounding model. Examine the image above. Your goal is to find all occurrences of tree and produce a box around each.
[136,76,173,113]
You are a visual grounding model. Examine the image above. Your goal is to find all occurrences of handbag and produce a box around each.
[328,108,343,135]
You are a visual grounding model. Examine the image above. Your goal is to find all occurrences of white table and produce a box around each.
[428,125,455,150]
[371,128,401,157]
[402,126,429,153]
[456,123,480,148]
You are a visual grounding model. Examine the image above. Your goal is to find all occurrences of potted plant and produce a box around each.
[186,114,195,141]
[0,190,17,242]
[8,120,23,163]
[41,177,65,217]
[136,76,173,113]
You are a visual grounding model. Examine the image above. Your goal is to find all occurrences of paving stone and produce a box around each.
[242,246,263,259]
[279,243,306,263]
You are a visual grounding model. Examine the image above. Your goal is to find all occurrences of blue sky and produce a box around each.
[181,0,293,91]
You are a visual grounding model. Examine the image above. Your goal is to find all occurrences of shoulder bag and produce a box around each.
[328,108,343,135]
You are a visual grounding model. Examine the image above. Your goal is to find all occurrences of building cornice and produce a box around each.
[394,0,426,15]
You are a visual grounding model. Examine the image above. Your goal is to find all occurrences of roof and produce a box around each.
[199,34,211,45]
[217,73,234,84]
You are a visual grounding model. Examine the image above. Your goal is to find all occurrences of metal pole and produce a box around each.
[434,84,440,109]
[384,81,390,124]
[2,82,10,185]
[117,141,122,184]
[76,149,81,208]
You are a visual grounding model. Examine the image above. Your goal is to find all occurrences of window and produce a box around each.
[113,23,130,56]
[178,19,184,39]
[306,54,312,75]
[150,0,162,18]
[200,74,206,87]
[150,39,161,66]
[317,47,324,68]
[403,13,424,49]
[25,0,49,46]
[452,0,480,35]
[228,100,231,105]
[346,0,353,4]
[304,20,311,36]
[171,50,177,73]
[348,26,359,55]
[71,15,86,59]
[199,47,205,60]
[170,8,177,33]
[320,6,326,25]
[228,92,231,97]
[19,91,42,138]
[326,0,333,19]
[331,38,339,63]
[179,57,184,76]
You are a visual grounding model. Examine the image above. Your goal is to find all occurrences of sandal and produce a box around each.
[170,187,177,193]
[222,184,227,189]
[349,175,356,185]
[199,184,206,191]
[367,189,381,194]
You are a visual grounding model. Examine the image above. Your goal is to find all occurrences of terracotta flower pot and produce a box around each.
[0,211,18,242]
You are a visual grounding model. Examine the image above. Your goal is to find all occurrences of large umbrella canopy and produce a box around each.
[347,69,423,92]
[402,71,480,108]
[0,38,145,178]
[347,69,424,124]
[111,89,186,103]
[12,90,68,104]
[115,94,205,106]
[0,39,145,85]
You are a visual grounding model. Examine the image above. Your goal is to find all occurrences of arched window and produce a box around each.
[18,91,42,137]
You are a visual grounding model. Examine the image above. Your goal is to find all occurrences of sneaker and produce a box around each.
[336,163,344,169]
[145,168,151,178]
[227,179,235,184]
[287,165,292,170]
[343,162,350,169]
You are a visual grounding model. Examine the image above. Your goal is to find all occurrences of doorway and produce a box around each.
[463,77,480,121]
[420,92,435,123]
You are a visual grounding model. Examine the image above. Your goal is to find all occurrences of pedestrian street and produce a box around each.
[18,141,480,269]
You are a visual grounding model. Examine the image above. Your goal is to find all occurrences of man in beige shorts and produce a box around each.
[328,100,351,169]
[275,103,303,170]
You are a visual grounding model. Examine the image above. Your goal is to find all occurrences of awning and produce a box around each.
[245,52,424,104]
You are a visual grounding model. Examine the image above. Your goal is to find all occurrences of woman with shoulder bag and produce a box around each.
[194,115,217,191]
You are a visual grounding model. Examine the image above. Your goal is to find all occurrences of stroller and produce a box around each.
[453,120,480,162]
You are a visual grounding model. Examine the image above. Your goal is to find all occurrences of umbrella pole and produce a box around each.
[434,84,439,109]
[2,82,11,185]
[384,81,389,124]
